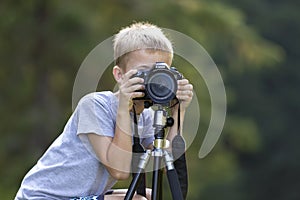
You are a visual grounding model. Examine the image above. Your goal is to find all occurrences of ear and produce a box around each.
[112,65,123,82]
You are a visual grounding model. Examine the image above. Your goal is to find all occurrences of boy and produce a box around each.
[15,22,193,200]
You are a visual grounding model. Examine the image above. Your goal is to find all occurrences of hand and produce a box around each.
[117,69,145,111]
[176,79,193,110]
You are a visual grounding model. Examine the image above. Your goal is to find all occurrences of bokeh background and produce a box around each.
[1,0,299,199]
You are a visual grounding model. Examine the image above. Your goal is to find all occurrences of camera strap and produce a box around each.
[172,103,188,199]
[132,105,141,145]
[131,105,146,197]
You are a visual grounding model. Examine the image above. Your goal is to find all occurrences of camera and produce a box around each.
[132,62,183,104]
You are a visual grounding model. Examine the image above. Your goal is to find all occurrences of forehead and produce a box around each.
[124,49,172,71]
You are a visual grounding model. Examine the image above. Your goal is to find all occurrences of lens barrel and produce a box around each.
[146,69,177,104]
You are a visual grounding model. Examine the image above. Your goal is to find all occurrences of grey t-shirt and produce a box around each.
[15,91,154,199]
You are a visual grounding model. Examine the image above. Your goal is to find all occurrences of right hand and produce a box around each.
[117,69,145,110]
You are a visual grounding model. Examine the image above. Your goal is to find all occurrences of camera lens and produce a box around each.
[146,70,177,104]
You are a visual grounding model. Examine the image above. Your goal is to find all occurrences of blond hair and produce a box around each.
[113,22,173,68]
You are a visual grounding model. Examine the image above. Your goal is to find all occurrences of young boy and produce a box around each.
[15,22,193,200]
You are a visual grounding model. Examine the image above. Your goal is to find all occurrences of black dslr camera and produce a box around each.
[132,62,183,105]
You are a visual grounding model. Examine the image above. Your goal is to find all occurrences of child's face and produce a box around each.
[123,49,172,113]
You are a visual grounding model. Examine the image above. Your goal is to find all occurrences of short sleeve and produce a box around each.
[75,93,115,138]
[74,93,116,159]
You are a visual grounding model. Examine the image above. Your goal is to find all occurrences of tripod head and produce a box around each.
[152,105,174,150]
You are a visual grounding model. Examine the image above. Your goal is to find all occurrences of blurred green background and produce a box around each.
[1,0,299,199]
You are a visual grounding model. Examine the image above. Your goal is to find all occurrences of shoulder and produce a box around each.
[77,91,117,107]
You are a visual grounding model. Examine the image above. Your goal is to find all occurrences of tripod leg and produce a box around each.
[164,151,184,200]
[136,171,146,197]
[132,144,146,197]
[166,170,183,200]
[125,168,144,200]
[125,150,151,200]
[151,153,163,200]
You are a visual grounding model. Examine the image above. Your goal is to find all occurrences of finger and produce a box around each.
[125,84,145,93]
[130,91,145,99]
[119,83,144,98]
[177,90,193,97]
[122,69,139,81]
[117,69,138,84]
[177,84,193,91]
[128,77,144,85]
[120,78,144,90]
[176,94,193,101]
[177,79,189,85]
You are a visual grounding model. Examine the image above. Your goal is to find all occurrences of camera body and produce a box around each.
[132,62,183,104]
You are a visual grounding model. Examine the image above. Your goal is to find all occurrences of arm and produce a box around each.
[87,69,144,180]
[87,112,132,180]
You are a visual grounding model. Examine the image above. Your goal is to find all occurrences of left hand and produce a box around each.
[176,79,193,110]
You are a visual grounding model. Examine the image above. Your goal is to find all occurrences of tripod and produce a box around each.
[125,105,184,200]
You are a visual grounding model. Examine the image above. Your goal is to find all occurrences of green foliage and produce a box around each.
[0,0,298,199]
